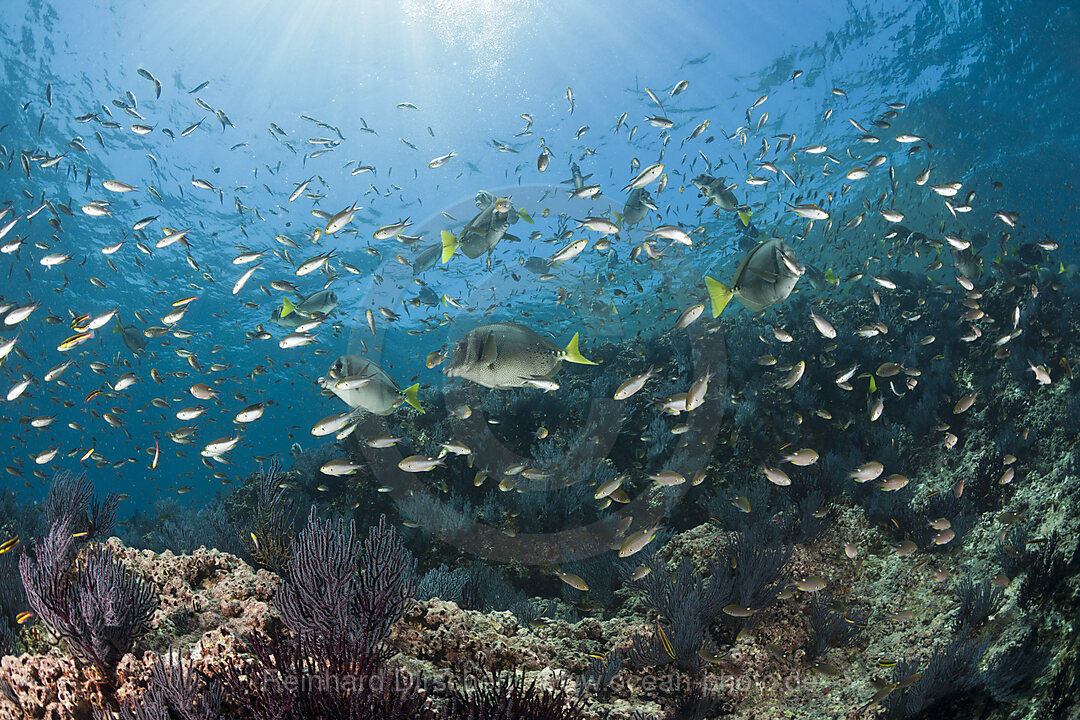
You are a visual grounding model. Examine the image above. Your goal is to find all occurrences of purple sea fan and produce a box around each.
[354,513,417,650]
[221,625,427,720]
[19,517,158,674]
[275,510,416,652]
[444,672,586,720]
[275,507,362,636]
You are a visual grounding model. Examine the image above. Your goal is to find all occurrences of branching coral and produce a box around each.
[354,514,418,650]
[18,516,157,675]
[93,652,224,720]
[239,460,299,574]
[43,470,118,541]
[629,555,722,672]
[275,507,361,637]
[805,594,864,660]
[444,671,586,720]
[224,511,420,719]
[577,648,622,699]
[952,576,1004,633]
[711,524,792,618]
[0,554,25,655]
[221,625,424,720]
[275,509,416,651]
[417,564,470,603]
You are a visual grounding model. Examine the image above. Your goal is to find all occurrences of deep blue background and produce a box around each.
[0,0,1076,513]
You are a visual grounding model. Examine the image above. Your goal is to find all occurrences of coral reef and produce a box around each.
[19,517,157,675]
[1,274,1078,720]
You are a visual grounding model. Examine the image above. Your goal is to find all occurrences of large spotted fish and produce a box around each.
[444,322,597,389]
[706,238,804,315]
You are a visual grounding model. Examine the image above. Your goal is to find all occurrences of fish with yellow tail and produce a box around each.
[319,355,422,415]
[705,238,804,316]
[444,322,597,389]
[440,191,525,262]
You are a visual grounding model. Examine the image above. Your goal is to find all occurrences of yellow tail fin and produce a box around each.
[441,231,459,263]
[281,296,296,318]
[705,276,733,317]
[562,332,598,365]
[402,382,423,413]
[738,210,752,227]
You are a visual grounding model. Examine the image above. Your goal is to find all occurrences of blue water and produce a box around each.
[2,0,1075,509]
[3,0,1080,715]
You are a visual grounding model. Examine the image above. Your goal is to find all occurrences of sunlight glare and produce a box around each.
[401,0,538,75]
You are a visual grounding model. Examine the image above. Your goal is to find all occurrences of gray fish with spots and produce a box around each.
[443,190,520,260]
[706,238,804,315]
[114,320,147,354]
[319,355,421,415]
[952,247,982,280]
[269,289,339,328]
[412,243,442,275]
[804,263,829,291]
[444,322,597,389]
[692,174,740,212]
[620,188,655,229]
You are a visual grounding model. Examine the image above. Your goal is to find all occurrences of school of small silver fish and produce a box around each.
[0,42,1075,717]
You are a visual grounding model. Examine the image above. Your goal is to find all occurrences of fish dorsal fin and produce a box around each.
[481,331,498,368]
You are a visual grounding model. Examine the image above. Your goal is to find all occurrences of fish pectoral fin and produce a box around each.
[747,266,780,282]
[705,276,734,317]
[481,332,499,368]
[281,296,296,318]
